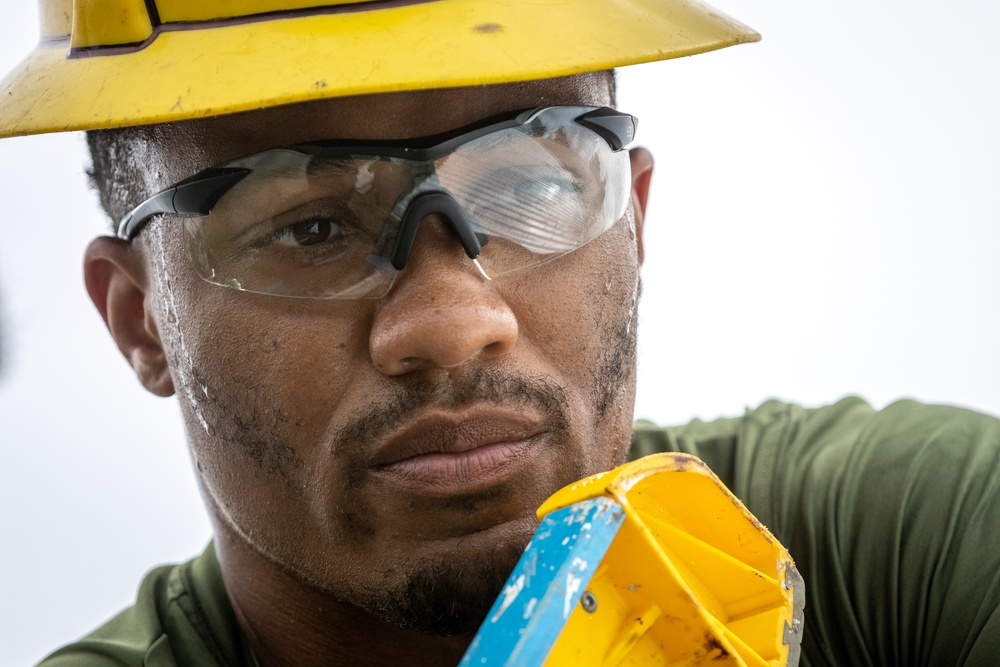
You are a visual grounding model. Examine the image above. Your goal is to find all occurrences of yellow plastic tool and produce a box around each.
[462,453,804,666]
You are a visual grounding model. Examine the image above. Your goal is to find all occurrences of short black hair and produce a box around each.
[86,126,148,229]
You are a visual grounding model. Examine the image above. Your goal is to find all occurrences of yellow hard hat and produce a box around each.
[0,0,758,138]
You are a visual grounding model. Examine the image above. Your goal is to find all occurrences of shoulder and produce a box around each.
[631,397,875,493]
[633,396,1000,505]
[781,399,1000,665]
[37,545,248,667]
[635,397,1000,665]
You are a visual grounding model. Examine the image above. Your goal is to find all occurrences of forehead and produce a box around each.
[144,73,613,185]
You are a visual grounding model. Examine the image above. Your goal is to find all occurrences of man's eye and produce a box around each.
[274,218,342,247]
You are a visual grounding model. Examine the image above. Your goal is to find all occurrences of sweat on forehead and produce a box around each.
[86,72,616,226]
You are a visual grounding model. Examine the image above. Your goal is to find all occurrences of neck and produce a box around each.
[213,524,474,667]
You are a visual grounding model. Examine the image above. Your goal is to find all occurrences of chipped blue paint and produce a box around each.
[460,497,625,666]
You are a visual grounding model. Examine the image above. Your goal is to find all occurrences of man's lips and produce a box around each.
[368,409,551,492]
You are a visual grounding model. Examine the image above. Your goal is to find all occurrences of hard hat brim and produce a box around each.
[0,0,759,137]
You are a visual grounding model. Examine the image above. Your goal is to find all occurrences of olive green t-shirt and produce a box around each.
[40,397,1000,666]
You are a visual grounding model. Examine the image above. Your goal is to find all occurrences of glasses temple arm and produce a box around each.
[116,168,251,240]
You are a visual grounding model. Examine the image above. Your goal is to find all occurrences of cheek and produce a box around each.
[180,299,369,457]
[152,240,374,536]
[505,220,639,465]
[513,220,638,362]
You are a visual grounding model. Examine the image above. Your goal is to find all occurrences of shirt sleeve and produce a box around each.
[631,397,1000,667]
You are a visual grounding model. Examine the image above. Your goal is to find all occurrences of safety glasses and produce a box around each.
[118,105,637,299]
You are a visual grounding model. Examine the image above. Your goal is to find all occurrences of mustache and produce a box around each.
[331,367,570,463]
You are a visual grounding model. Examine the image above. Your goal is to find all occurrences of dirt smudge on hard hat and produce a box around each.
[473,23,503,34]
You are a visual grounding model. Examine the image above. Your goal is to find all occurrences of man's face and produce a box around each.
[125,74,645,633]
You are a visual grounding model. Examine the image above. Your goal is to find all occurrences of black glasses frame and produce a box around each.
[115,105,637,241]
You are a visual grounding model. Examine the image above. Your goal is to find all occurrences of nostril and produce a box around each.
[483,340,512,357]
[372,355,416,376]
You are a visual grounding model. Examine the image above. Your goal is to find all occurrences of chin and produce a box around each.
[369,536,530,636]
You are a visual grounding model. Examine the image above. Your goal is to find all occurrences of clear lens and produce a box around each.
[181,107,632,299]
[184,153,409,298]
[438,115,629,275]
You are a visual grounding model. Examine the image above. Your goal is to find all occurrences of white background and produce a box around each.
[1,0,998,664]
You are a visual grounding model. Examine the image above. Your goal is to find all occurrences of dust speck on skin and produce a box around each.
[474,22,503,34]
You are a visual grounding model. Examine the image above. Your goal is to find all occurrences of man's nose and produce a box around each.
[368,217,518,375]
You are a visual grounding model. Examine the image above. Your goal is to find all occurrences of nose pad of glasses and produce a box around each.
[390,190,486,271]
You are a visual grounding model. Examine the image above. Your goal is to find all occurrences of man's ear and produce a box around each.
[629,147,654,265]
[84,236,175,397]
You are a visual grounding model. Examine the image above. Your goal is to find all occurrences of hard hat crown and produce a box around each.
[4,0,759,137]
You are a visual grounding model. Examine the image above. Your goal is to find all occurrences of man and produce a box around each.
[2,1,998,666]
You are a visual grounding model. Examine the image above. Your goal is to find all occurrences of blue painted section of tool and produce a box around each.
[460,496,626,667]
